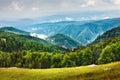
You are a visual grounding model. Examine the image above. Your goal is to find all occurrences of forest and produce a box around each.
[0,35,120,68]
[0,26,120,68]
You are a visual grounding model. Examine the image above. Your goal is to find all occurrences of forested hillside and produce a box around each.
[0,27,29,35]
[0,31,64,53]
[0,26,120,69]
[92,26,120,44]
[47,34,81,50]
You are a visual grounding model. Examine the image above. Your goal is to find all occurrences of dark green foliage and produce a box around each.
[98,46,115,64]
[62,54,76,67]
[51,54,63,68]
[0,38,120,68]
[0,31,64,53]
[80,47,93,65]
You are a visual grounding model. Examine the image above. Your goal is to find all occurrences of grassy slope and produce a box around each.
[0,62,120,80]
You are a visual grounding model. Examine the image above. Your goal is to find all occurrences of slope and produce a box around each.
[92,26,120,44]
[0,27,29,35]
[47,34,81,50]
[0,31,64,53]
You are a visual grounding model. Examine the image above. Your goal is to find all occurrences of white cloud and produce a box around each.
[103,16,111,19]
[91,16,98,20]
[87,0,95,6]
[50,19,62,22]
[50,17,73,22]
[9,1,23,11]
[81,0,95,7]
[113,0,120,5]
[80,17,89,21]
[31,27,38,31]
[0,0,120,20]
[30,33,47,40]
[65,17,73,21]
[32,7,39,11]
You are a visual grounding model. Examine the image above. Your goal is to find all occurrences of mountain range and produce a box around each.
[0,27,81,50]
[1,17,120,50]
[0,17,120,69]
[0,27,65,53]
[19,18,120,45]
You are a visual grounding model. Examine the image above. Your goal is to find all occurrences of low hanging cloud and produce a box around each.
[30,33,47,40]
[65,17,73,21]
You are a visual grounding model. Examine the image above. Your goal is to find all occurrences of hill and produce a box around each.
[47,34,81,50]
[0,31,64,53]
[0,27,51,44]
[0,27,29,35]
[92,26,120,44]
[0,61,120,80]
[22,18,120,45]
[0,27,80,50]
[0,27,120,69]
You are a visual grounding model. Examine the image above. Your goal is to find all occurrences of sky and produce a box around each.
[0,0,120,20]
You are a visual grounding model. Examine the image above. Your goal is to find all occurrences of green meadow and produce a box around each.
[0,61,120,80]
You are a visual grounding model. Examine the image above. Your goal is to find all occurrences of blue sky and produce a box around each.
[0,0,120,20]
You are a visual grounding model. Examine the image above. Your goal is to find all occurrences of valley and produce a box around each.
[0,0,120,80]
[0,18,120,80]
[20,18,120,45]
[0,23,120,69]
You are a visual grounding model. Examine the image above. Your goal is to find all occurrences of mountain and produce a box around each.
[0,31,64,53]
[47,34,81,50]
[0,27,29,35]
[0,27,50,43]
[0,27,81,50]
[92,26,120,44]
[76,27,96,44]
[22,18,120,45]
[20,21,88,32]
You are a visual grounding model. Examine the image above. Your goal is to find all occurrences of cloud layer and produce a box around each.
[0,0,120,20]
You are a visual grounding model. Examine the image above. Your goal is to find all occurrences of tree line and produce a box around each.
[0,38,120,68]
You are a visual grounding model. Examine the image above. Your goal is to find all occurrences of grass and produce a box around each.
[0,62,120,80]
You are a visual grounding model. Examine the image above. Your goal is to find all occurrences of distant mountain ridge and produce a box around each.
[21,18,120,45]
[0,27,29,35]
